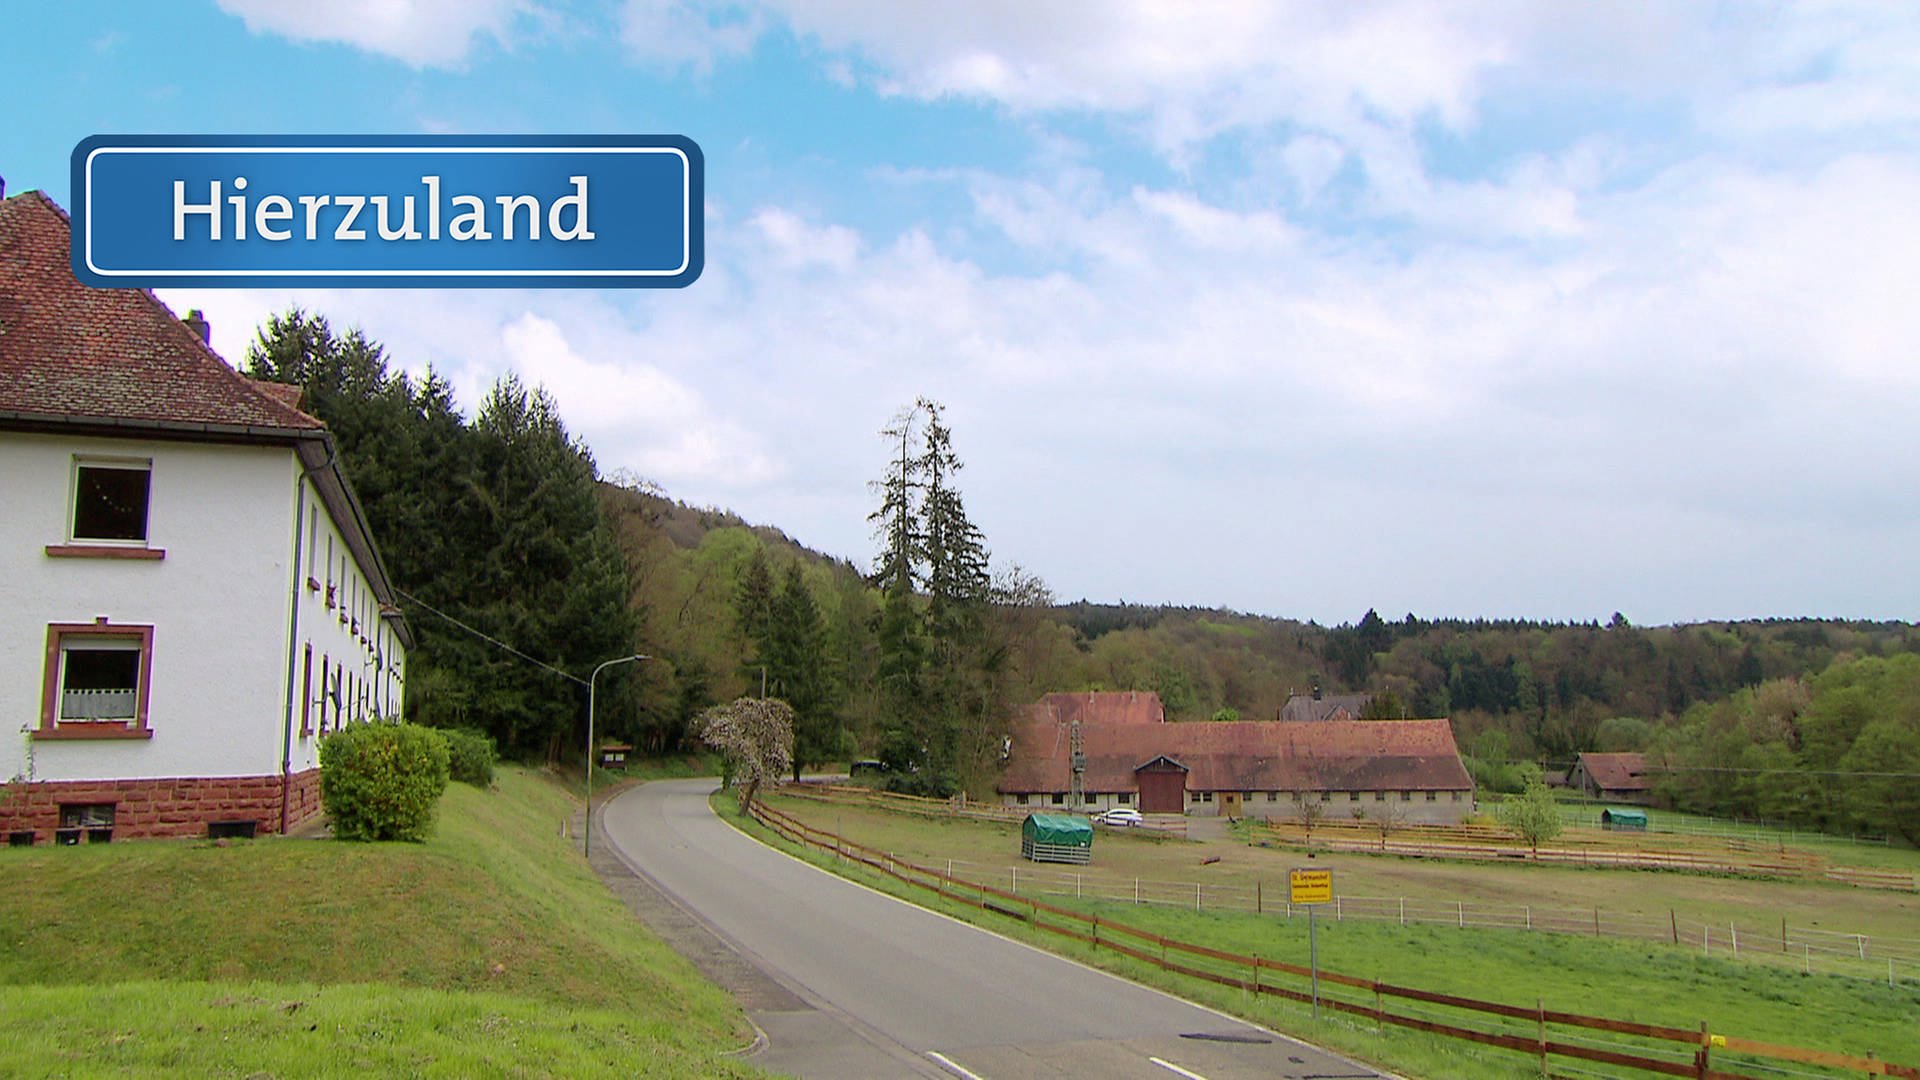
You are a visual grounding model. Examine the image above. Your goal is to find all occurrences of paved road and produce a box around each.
[598,779,1387,1080]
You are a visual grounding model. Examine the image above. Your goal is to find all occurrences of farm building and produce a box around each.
[1570,752,1652,804]
[997,692,1475,823]
[1279,690,1374,723]
[0,186,410,843]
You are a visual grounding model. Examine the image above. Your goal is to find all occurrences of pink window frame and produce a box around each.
[36,619,155,740]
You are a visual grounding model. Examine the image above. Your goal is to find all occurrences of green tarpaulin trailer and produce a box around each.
[1021,813,1093,864]
[1601,807,1648,830]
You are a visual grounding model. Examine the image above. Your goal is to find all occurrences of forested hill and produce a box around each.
[595,479,1920,768]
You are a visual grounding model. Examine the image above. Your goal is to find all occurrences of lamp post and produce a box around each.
[585,653,650,858]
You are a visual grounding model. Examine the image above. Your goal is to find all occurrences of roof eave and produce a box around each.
[0,408,324,443]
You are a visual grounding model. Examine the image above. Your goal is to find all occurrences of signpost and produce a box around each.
[1289,867,1334,1018]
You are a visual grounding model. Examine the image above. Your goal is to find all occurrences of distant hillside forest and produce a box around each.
[251,308,1919,838]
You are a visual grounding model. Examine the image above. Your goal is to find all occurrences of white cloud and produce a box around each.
[496,313,781,485]
[619,0,764,74]
[216,0,533,68]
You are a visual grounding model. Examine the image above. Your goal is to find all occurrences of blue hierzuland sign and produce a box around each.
[71,134,702,289]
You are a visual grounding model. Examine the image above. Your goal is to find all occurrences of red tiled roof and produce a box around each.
[1000,716,1473,794]
[0,190,322,435]
[1576,752,1649,792]
[1032,691,1165,726]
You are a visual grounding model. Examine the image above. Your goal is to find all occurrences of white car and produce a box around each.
[1092,807,1144,827]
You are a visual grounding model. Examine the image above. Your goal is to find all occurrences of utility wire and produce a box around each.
[393,587,588,687]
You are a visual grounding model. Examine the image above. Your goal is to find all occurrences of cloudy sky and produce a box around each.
[6,2,1918,625]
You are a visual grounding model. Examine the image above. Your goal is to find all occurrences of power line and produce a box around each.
[393,587,588,687]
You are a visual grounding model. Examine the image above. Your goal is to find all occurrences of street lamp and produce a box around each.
[585,653,651,858]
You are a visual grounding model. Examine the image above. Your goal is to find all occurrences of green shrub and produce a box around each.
[440,727,497,788]
[319,723,451,841]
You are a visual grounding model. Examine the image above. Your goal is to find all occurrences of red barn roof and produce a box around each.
[0,189,322,436]
[1575,752,1649,792]
[1000,716,1472,794]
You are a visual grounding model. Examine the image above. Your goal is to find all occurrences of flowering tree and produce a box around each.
[698,697,794,811]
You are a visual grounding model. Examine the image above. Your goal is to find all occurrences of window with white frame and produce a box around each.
[71,458,152,543]
[38,621,154,737]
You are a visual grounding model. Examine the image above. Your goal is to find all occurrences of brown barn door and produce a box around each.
[1136,763,1187,813]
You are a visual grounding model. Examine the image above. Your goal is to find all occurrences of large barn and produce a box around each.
[999,692,1475,823]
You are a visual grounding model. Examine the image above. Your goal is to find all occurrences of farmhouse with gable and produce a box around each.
[0,186,410,843]
[999,691,1475,823]
[1570,751,1653,804]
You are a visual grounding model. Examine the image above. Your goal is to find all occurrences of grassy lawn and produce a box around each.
[748,790,1920,1078]
[0,766,762,1078]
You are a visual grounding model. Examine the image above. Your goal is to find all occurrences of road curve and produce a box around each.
[599,779,1387,1080]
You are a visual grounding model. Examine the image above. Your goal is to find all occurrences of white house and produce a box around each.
[0,186,410,842]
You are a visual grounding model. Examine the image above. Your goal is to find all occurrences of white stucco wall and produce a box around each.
[288,477,407,776]
[1,433,302,782]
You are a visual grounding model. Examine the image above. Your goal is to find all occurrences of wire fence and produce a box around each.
[921,857,1920,989]
[1257,820,1917,892]
[1555,805,1891,848]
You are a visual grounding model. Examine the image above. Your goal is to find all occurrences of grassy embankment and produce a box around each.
[737,790,1920,1078]
[0,766,762,1079]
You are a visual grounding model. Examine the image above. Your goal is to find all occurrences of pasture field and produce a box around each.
[0,766,763,1078]
[767,791,1920,945]
[752,789,1920,1076]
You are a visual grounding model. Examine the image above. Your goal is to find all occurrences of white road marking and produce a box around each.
[926,1050,989,1080]
[1149,1057,1210,1080]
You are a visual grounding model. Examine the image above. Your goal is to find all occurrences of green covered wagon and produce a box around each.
[1021,813,1093,864]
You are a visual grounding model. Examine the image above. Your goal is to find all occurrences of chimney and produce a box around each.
[0,174,7,199]
[183,309,210,342]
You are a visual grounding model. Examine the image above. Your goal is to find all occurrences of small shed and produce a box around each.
[1021,813,1092,864]
[1600,807,1648,831]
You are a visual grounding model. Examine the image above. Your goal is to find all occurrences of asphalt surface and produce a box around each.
[598,779,1388,1080]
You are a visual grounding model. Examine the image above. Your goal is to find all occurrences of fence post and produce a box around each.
[1537,998,1548,1078]
[1012,864,1017,895]
[1195,882,1202,911]
[1594,908,1601,937]
[1256,879,1262,915]
[1781,917,1787,953]
[1525,905,1531,931]
[1730,922,1738,957]
[1076,872,1082,899]
[1135,877,1140,905]
[1671,909,1679,945]
[1858,934,1868,960]
[1696,1021,1710,1079]
[1092,915,1099,950]
[1458,901,1465,928]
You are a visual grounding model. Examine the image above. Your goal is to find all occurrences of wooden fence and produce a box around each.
[1259,819,1918,892]
[747,798,1918,1080]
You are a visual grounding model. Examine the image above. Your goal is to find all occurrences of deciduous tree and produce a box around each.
[698,697,794,811]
